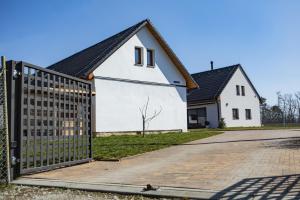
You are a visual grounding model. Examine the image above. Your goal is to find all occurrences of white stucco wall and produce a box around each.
[93,26,187,132]
[188,103,219,128]
[94,79,187,132]
[220,68,261,127]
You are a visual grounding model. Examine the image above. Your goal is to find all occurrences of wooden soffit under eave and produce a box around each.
[146,23,198,89]
[87,72,94,80]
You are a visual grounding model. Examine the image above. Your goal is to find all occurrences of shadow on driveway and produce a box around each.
[267,139,300,150]
[211,174,300,199]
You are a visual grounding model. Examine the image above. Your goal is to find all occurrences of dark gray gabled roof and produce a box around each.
[47,19,198,89]
[188,64,261,105]
[48,19,148,78]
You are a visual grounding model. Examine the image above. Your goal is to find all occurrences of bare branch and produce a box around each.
[145,106,162,123]
[139,107,144,117]
[144,97,149,119]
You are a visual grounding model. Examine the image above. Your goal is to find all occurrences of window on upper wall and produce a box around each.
[236,85,240,96]
[147,49,155,67]
[245,109,252,120]
[241,86,245,96]
[134,47,143,65]
[232,108,239,120]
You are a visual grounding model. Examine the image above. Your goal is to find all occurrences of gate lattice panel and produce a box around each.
[8,61,92,176]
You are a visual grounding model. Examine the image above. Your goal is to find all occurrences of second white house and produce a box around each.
[187,63,261,128]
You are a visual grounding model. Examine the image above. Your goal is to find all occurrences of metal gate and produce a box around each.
[7,61,92,177]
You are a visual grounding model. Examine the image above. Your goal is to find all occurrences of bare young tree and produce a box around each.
[286,94,297,122]
[277,92,299,125]
[262,92,300,125]
[277,92,287,126]
[139,97,162,137]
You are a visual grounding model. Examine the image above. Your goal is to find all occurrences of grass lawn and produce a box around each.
[92,130,221,160]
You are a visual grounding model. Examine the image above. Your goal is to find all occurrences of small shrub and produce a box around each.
[218,118,226,129]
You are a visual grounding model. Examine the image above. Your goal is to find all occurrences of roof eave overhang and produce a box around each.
[145,22,198,89]
[187,99,217,106]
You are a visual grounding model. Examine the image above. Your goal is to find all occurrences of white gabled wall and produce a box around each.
[220,68,261,127]
[93,27,186,86]
[93,26,187,132]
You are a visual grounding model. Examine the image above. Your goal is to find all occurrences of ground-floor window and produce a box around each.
[232,108,239,120]
[187,107,207,128]
[245,109,252,120]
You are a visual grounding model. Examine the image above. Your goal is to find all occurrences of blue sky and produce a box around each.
[1,0,299,105]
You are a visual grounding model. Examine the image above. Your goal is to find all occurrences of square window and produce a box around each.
[147,49,155,67]
[232,108,239,120]
[134,47,143,65]
[246,109,252,120]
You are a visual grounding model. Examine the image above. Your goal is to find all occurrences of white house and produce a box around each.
[48,19,198,134]
[187,63,261,128]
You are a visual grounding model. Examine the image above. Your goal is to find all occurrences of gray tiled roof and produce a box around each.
[188,64,260,104]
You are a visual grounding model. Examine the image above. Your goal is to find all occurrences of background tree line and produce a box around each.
[261,92,300,125]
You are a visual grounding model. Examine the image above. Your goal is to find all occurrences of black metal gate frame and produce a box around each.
[7,61,92,179]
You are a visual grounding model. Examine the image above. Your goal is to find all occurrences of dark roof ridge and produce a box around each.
[74,19,148,76]
[213,65,239,99]
[48,19,148,75]
[191,64,240,76]
[188,64,261,104]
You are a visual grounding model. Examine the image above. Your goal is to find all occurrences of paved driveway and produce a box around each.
[17,129,300,198]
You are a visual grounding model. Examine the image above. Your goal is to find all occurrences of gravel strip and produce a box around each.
[0,185,169,200]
